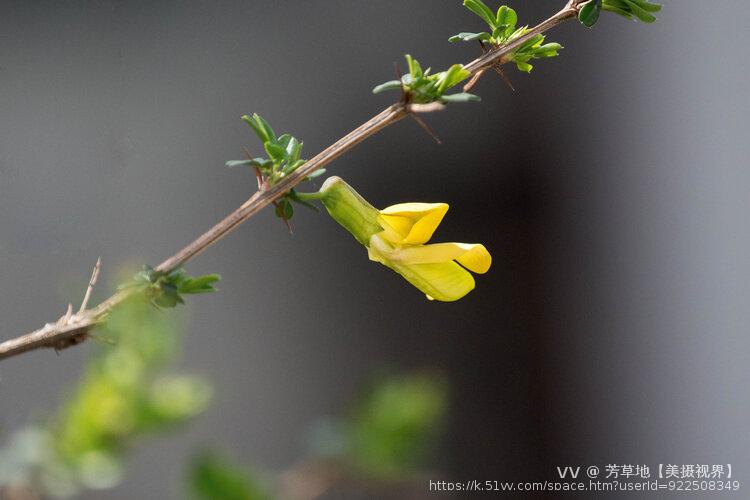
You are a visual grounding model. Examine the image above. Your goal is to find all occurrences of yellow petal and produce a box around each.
[455,243,492,274]
[383,242,492,274]
[387,261,477,302]
[367,234,478,301]
[378,203,448,245]
[376,214,414,243]
[380,202,447,216]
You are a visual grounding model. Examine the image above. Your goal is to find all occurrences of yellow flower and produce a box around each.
[316,177,491,302]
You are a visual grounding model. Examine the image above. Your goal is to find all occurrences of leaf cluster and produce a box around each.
[227,114,312,183]
[581,0,662,27]
[449,1,563,73]
[226,114,325,223]
[121,266,220,309]
[372,55,479,104]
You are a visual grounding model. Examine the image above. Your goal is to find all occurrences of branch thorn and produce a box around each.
[492,65,515,91]
[409,112,442,144]
[78,257,101,314]
[463,68,486,92]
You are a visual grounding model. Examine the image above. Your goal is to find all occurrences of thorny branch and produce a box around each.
[0,0,588,361]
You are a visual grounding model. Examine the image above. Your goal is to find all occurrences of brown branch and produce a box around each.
[0,0,587,361]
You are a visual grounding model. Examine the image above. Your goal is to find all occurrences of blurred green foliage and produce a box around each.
[345,373,447,478]
[189,452,271,500]
[2,335,447,500]
[0,300,211,497]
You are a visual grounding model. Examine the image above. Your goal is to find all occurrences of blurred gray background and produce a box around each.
[1,0,749,498]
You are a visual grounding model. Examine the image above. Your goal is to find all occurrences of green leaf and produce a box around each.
[241,114,276,144]
[177,274,221,294]
[285,137,301,163]
[225,160,254,168]
[275,133,292,151]
[632,0,662,12]
[251,114,275,143]
[153,290,181,308]
[440,92,481,103]
[282,158,306,174]
[448,32,491,43]
[516,33,545,53]
[263,142,286,162]
[436,64,470,94]
[507,25,528,42]
[534,42,563,58]
[256,159,274,170]
[622,0,657,22]
[405,54,423,79]
[372,80,402,94]
[515,61,533,73]
[578,0,602,27]
[495,6,517,38]
[463,0,497,29]
[602,1,632,18]
[602,0,661,23]
[275,199,293,220]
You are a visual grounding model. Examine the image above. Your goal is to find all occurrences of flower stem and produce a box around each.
[293,191,326,202]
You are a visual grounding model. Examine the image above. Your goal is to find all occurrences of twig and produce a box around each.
[78,257,101,314]
[409,112,442,144]
[0,0,587,361]
[492,65,515,91]
[463,68,487,92]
